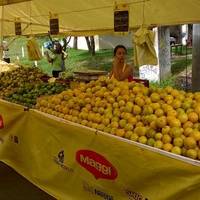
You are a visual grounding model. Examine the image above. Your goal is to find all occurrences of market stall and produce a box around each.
[1,1,200,200]
[0,100,200,200]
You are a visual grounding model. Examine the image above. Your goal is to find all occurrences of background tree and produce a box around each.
[85,36,95,56]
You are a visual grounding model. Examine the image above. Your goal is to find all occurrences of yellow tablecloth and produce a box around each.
[0,100,200,200]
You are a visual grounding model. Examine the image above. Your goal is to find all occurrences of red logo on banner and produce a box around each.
[0,115,4,129]
[76,150,118,180]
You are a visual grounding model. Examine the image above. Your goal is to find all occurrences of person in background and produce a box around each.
[45,40,67,78]
[110,45,133,81]
[2,41,10,63]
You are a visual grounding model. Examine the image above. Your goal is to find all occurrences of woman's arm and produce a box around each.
[118,64,133,81]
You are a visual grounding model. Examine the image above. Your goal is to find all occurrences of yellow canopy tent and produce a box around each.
[0,0,200,36]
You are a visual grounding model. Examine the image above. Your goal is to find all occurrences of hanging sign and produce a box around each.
[15,18,22,35]
[114,3,129,32]
[49,13,59,35]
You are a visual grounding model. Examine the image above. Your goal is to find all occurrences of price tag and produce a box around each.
[114,3,129,32]
[15,21,22,35]
[50,18,59,35]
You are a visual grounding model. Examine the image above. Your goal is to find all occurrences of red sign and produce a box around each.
[0,115,4,129]
[76,150,118,180]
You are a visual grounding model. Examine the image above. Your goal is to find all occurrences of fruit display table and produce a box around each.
[0,100,200,200]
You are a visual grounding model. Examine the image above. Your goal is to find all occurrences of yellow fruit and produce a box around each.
[171,89,180,98]
[190,130,200,141]
[154,132,163,140]
[150,121,157,129]
[165,86,173,94]
[184,127,193,137]
[197,149,200,160]
[176,108,185,114]
[119,119,127,128]
[184,137,197,149]
[118,100,126,107]
[132,105,142,115]
[134,97,145,107]
[146,128,156,138]
[150,93,160,102]
[194,105,200,114]
[81,120,88,126]
[154,140,163,149]
[156,116,167,128]
[167,110,177,117]
[145,97,152,104]
[102,118,110,126]
[111,121,119,129]
[188,112,199,123]
[124,123,133,131]
[107,96,115,104]
[172,99,181,109]
[134,126,147,136]
[143,105,153,115]
[110,128,117,135]
[162,126,171,135]
[162,134,172,144]
[113,102,119,108]
[124,131,133,139]
[163,143,173,152]
[171,146,182,155]
[177,113,188,124]
[186,149,197,159]
[173,137,184,147]
[138,136,147,144]
[164,95,174,104]
[111,116,119,122]
[62,107,69,114]
[183,121,193,129]
[128,117,137,125]
[130,133,139,141]
[116,129,125,137]
[122,94,130,101]
[97,124,105,131]
[111,89,120,97]
[182,101,192,110]
[147,138,156,146]
[151,103,160,110]
[193,122,200,130]
[169,118,181,127]
[132,86,140,94]
[169,127,183,138]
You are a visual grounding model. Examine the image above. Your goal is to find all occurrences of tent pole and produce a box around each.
[192,24,200,91]
[0,5,4,60]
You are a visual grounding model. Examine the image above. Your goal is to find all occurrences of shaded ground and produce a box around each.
[0,162,55,200]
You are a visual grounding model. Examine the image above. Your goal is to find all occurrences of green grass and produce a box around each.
[171,58,192,75]
[171,45,192,55]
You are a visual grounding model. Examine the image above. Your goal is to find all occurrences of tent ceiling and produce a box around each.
[1,0,200,36]
[0,0,30,6]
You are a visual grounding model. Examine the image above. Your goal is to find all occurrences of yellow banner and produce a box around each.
[0,100,200,200]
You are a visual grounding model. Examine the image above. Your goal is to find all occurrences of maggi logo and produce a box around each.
[76,150,117,180]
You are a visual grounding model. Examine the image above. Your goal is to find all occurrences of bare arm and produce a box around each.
[118,64,133,81]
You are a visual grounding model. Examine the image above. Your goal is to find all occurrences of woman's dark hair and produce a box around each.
[113,45,127,56]
[54,42,63,54]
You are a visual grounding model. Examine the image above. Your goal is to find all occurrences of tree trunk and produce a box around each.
[158,26,171,81]
[85,37,92,52]
[73,37,78,49]
[85,36,95,56]
[90,36,95,56]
